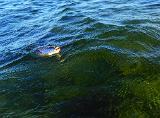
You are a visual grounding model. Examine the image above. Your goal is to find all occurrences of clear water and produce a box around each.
[0,0,160,117]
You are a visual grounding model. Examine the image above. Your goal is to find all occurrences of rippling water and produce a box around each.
[0,0,160,117]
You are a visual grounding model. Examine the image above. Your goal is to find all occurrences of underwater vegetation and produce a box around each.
[0,49,160,118]
[0,0,160,117]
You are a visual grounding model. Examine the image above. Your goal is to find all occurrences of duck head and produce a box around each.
[48,46,61,55]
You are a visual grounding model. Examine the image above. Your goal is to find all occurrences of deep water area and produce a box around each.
[0,0,160,117]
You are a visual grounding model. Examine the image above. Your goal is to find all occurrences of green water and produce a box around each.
[1,49,160,117]
[0,0,160,117]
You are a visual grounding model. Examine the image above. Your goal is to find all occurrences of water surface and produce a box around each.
[0,0,160,117]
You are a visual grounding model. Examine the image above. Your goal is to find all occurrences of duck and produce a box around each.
[34,46,61,57]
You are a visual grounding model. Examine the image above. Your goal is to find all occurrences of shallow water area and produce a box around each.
[0,0,160,117]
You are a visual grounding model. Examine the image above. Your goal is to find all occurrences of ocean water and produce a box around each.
[0,0,160,117]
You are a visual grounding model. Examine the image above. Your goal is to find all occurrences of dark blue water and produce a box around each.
[0,0,160,117]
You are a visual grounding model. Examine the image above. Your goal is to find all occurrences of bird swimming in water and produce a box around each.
[34,46,61,57]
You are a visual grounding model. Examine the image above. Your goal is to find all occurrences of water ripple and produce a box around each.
[0,0,160,117]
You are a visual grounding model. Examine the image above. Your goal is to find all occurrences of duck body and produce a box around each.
[33,46,61,57]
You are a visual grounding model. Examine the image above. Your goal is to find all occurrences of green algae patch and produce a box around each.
[118,78,160,118]
[1,49,160,118]
[42,49,160,117]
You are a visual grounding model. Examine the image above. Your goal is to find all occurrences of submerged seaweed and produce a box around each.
[0,0,160,117]
[0,50,160,117]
